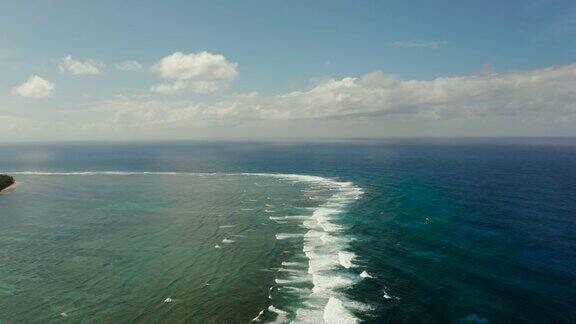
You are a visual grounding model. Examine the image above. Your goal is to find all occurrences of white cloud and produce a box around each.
[154,51,237,80]
[150,80,223,95]
[150,81,189,95]
[13,75,55,98]
[115,60,143,71]
[99,63,576,127]
[188,81,222,93]
[151,51,237,95]
[59,55,104,75]
[393,40,447,49]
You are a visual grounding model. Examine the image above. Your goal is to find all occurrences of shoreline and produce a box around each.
[0,174,16,193]
[0,181,18,193]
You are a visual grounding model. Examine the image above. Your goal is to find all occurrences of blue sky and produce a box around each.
[2,0,576,140]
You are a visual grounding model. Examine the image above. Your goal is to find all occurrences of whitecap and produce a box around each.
[383,289,392,299]
[251,309,265,322]
[312,274,355,293]
[275,233,304,240]
[359,271,373,278]
[281,261,303,267]
[269,215,309,221]
[338,252,356,269]
[268,305,289,323]
[275,278,308,285]
[268,305,288,315]
[323,297,358,324]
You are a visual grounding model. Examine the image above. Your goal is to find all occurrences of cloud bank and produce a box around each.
[102,64,576,127]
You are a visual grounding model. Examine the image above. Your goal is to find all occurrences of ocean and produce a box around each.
[0,139,574,323]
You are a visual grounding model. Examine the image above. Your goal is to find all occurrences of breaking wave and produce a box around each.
[248,173,366,324]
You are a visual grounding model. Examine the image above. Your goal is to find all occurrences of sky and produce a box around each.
[2,0,576,141]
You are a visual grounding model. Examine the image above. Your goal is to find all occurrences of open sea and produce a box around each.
[0,139,574,323]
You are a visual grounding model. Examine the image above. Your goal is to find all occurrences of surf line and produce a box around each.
[248,173,367,324]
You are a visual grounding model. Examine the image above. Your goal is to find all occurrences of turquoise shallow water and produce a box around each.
[1,140,575,323]
[0,173,363,323]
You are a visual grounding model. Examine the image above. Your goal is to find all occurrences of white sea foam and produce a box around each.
[338,252,356,269]
[248,173,365,324]
[359,271,373,278]
[306,251,340,274]
[276,233,304,240]
[322,297,358,324]
[281,261,302,267]
[251,309,265,322]
[278,267,306,274]
[312,274,355,293]
[268,305,289,323]
[269,215,309,221]
[275,278,308,285]
[383,288,392,299]
[278,286,311,296]
[268,305,288,315]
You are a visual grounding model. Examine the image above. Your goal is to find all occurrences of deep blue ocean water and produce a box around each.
[0,139,575,323]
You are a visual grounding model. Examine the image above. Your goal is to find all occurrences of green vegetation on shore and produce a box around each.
[0,174,15,191]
